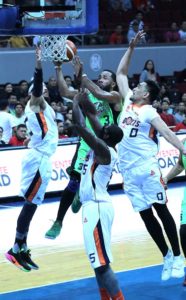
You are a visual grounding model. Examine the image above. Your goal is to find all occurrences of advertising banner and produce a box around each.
[0,133,185,198]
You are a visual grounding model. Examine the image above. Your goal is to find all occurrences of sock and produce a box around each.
[20,243,28,252]
[13,242,28,253]
[99,288,110,300]
[95,265,122,299]
[164,249,172,258]
[13,202,37,249]
[12,243,21,254]
[111,290,125,300]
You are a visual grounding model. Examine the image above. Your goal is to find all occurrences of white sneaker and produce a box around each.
[161,250,174,281]
[171,255,185,278]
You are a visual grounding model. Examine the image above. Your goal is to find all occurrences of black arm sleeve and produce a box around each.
[32,68,43,97]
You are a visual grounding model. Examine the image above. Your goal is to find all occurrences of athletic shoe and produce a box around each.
[161,250,174,281]
[171,255,185,278]
[5,248,31,272]
[71,191,82,213]
[45,221,62,239]
[21,249,39,270]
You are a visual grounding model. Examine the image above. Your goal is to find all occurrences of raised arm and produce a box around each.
[116,31,145,99]
[164,138,186,184]
[79,90,102,136]
[73,92,110,164]
[54,61,77,100]
[165,156,184,183]
[30,47,46,109]
[73,56,121,105]
[151,117,186,155]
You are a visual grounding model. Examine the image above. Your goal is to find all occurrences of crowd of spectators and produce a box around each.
[0,61,186,148]
[79,0,186,46]
[0,75,79,148]
[0,0,186,47]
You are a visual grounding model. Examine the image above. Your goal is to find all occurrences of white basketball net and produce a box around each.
[40,35,69,62]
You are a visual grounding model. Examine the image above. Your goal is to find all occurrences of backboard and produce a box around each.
[0,0,98,35]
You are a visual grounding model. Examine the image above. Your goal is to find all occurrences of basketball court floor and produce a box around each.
[0,182,185,299]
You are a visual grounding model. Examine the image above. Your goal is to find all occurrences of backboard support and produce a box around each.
[0,0,98,35]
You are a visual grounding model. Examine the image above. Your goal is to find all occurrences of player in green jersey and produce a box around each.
[45,56,122,239]
[164,138,186,286]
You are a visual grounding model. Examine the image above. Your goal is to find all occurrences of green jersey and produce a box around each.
[72,93,114,174]
[86,93,114,129]
[80,93,114,149]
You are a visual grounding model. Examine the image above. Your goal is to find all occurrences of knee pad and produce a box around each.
[67,177,80,193]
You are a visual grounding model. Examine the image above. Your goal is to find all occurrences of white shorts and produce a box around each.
[19,149,52,205]
[122,159,167,212]
[82,201,114,269]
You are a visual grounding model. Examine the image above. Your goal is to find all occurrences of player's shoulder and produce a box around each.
[141,104,158,113]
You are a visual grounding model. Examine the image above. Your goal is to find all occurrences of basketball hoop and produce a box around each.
[40,35,69,62]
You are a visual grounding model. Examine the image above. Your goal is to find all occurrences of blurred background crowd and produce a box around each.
[0,59,186,148]
[0,0,186,147]
[1,0,186,47]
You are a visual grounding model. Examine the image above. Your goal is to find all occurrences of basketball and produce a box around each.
[65,40,77,61]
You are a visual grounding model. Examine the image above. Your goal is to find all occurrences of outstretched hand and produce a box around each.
[73,89,97,116]
[53,60,62,67]
[36,46,42,62]
[80,90,97,116]
[129,30,146,49]
[72,56,83,77]
[72,56,83,89]
[73,90,82,104]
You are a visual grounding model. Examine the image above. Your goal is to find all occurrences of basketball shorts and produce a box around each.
[68,141,90,176]
[122,159,167,212]
[19,149,52,205]
[180,188,186,225]
[82,201,114,269]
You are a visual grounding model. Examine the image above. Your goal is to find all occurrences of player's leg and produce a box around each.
[139,207,175,281]
[95,265,124,300]
[124,164,170,259]
[71,187,81,213]
[70,144,90,213]
[124,162,174,280]
[153,203,180,256]
[179,188,186,286]
[45,171,80,239]
[142,160,184,279]
[149,163,185,280]
[45,143,87,239]
[5,200,37,272]
[5,151,51,271]
[82,201,125,299]
[153,202,184,279]
[180,188,186,257]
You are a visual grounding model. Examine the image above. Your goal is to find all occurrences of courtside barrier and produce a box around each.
[0,133,185,199]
